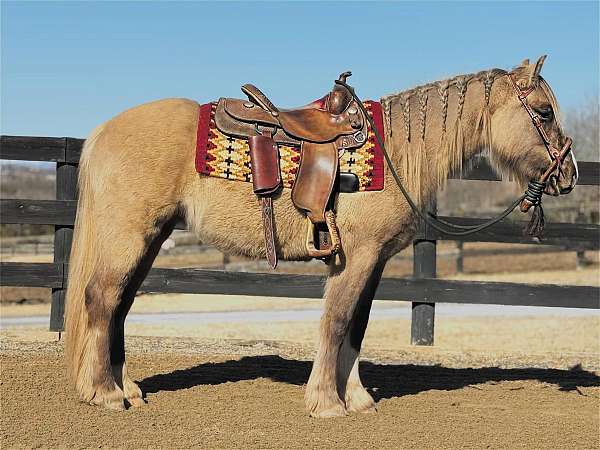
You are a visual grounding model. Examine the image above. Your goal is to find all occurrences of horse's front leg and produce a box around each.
[336,258,387,413]
[305,245,380,418]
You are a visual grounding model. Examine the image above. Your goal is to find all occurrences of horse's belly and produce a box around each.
[182,176,310,260]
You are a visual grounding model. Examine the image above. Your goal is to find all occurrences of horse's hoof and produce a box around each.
[346,386,377,414]
[309,402,348,418]
[89,386,126,411]
[127,396,147,408]
[123,379,145,408]
[352,405,377,414]
[90,397,126,411]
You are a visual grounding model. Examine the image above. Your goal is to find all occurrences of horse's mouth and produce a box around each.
[544,175,560,196]
[544,174,575,196]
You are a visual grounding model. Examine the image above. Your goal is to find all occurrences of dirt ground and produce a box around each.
[1,248,599,449]
[2,291,600,449]
[1,333,599,450]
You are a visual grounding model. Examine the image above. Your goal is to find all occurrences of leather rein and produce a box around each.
[335,75,573,237]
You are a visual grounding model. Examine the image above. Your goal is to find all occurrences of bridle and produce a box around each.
[335,73,573,238]
[506,74,573,212]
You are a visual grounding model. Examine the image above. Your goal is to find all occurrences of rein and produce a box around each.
[335,75,572,238]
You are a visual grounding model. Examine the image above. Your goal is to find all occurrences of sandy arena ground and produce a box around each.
[2,291,599,448]
[1,250,599,449]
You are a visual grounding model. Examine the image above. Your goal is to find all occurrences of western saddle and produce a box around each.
[214,72,368,268]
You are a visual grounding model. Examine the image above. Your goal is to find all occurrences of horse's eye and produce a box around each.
[536,107,554,122]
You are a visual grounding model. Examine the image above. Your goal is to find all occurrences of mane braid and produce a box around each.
[398,92,412,188]
[450,75,470,177]
[476,69,503,158]
[414,86,429,202]
[436,80,450,133]
[400,92,411,142]
[382,97,393,137]
[436,80,450,184]
[417,86,429,142]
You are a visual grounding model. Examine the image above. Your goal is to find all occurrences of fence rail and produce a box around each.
[3,199,598,247]
[2,135,599,342]
[3,263,597,310]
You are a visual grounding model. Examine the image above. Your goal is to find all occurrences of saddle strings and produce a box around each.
[334,79,533,237]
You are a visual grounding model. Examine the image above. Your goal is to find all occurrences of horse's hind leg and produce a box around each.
[81,210,177,410]
[110,216,178,407]
[305,244,380,418]
[82,266,131,410]
[336,259,387,413]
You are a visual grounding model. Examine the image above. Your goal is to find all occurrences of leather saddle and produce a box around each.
[213,72,368,268]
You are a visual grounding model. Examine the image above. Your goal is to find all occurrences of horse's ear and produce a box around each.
[511,55,546,89]
[529,55,547,84]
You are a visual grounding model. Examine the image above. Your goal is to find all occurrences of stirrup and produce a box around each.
[304,212,341,258]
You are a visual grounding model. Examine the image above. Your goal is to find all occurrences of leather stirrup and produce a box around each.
[304,212,340,258]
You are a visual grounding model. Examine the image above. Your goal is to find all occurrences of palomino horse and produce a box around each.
[65,56,577,417]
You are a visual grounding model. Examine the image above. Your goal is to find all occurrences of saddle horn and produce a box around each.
[328,71,354,115]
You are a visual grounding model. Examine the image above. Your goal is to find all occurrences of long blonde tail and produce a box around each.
[64,125,104,393]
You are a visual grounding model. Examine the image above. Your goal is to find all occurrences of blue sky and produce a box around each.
[1,1,598,138]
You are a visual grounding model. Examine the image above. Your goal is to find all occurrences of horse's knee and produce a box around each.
[320,310,351,343]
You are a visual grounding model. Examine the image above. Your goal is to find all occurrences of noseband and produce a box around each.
[506,74,573,212]
[335,75,572,238]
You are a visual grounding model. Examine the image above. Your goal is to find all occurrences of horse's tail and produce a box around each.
[64,124,105,397]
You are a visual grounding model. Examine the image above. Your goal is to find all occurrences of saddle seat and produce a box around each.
[238,71,363,143]
[244,71,354,115]
[212,72,367,267]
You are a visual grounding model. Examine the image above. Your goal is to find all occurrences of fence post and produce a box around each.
[456,241,464,273]
[50,141,78,332]
[411,198,437,346]
[222,252,230,269]
[575,210,587,270]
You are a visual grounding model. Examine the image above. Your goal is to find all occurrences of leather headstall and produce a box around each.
[506,74,573,212]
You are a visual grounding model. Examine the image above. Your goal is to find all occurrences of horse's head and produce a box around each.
[491,55,578,197]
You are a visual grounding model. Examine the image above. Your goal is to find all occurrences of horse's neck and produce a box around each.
[383,78,490,205]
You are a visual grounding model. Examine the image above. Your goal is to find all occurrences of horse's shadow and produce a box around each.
[138,355,599,401]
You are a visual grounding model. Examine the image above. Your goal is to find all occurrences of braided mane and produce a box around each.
[381,68,507,203]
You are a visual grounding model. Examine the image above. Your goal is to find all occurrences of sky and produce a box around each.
[1,1,598,138]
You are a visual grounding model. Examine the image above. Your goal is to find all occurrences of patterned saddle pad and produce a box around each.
[195,100,384,191]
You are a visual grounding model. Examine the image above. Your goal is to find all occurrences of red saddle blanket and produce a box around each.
[195,100,384,191]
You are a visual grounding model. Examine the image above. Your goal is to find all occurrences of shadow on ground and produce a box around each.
[139,355,600,401]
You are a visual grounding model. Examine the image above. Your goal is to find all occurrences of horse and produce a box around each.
[64,56,578,417]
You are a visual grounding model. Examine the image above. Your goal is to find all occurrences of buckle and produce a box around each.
[353,130,366,143]
[254,124,277,137]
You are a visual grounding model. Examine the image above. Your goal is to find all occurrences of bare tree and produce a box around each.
[564,96,599,162]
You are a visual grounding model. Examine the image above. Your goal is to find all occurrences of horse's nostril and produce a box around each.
[560,185,573,194]
[558,173,577,195]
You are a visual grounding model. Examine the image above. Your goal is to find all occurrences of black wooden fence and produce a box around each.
[1,135,599,344]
